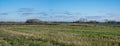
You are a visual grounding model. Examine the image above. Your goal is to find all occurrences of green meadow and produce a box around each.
[0,25,120,46]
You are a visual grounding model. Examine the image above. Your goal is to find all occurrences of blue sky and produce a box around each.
[0,0,120,22]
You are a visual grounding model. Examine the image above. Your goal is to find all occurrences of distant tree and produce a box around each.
[106,20,117,24]
[87,20,99,24]
[74,18,86,23]
[26,19,43,24]
[116,22,120,24]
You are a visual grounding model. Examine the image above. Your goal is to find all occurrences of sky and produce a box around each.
[0,0,120,22]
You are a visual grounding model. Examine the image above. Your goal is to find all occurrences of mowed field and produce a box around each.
[0,25,120,46]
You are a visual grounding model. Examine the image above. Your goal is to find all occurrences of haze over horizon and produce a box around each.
[0,0,120,22]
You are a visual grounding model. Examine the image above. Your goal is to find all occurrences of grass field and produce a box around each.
[0,25,120,46]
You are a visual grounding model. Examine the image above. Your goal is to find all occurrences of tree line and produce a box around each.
[0,19,120,25]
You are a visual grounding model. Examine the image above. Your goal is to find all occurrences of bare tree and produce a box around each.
[74,18,87,23]
[88,20,99,24]
[26,19,43,24]
[106,20,117,24]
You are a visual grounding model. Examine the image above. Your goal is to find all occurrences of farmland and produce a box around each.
[0,25,120,46]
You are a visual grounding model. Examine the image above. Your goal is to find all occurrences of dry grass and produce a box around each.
[0,25,120,46]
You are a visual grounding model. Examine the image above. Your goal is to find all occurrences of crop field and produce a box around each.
[0,25,120,46]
